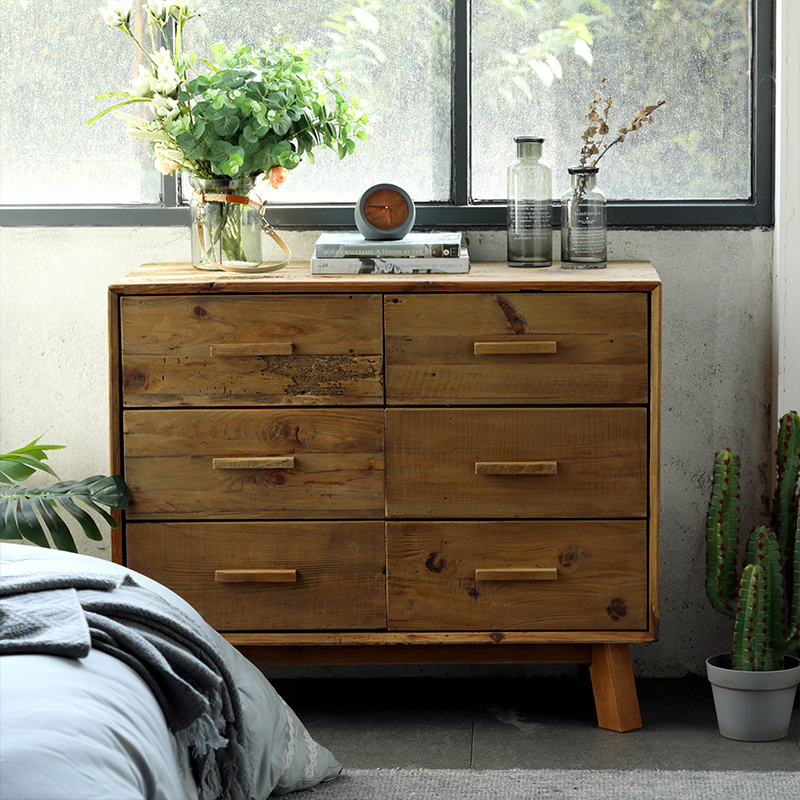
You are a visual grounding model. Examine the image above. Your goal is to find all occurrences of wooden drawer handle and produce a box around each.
[212,456,295,470]
[475,568,558,582]
[210,342,293,357]
[475,461,557,475]
[473,341,557,355]
[215,569,297,583]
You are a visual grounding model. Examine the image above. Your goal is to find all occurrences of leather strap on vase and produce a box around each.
[193,190,292,274]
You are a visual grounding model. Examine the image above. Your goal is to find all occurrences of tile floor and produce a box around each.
[272,674,800,772]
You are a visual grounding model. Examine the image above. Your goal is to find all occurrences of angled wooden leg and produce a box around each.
[589,643,642,732]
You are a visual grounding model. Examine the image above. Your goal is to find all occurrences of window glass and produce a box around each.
[184,0,453,203]
[471,0,752,202]
[0,0,161,205]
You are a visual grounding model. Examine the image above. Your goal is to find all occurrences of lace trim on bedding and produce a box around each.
[301,726,319,780]
[278,697,299,780]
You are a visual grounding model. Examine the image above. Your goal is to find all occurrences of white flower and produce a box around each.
[147,1,202,24]
[131,49,180,99]
[99,1,133,28]
[145,1,171,25]
[151,93,180,120]
[130,66,152,98]
[150,48,180,96]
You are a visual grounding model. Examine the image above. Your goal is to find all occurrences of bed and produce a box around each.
[0,542,342,800]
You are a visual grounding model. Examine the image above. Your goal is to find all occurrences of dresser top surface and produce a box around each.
[110,261,660,295]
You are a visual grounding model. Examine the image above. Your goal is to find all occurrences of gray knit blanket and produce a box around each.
[0,571,253,800]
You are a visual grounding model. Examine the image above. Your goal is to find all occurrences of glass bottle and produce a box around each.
[507,136,553,267]
[189,175,262,271]
[560,166,607,269]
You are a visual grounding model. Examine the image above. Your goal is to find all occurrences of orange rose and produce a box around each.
[268,165,289,189]
[154,156,179,175]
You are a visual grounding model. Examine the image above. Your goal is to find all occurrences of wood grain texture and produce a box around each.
[120,294,383,406]
[473,340,558,355]
[649,284,662,635]
[109,261,662,719]
[212,456,295,470]
[123,408,384,519]
[110,261,662,295]
[474,568,558,581]
[222,630,657,646]
[386,408,647,518]
[385,292,648,404]
[214,569,297,583]
[474,461,557,475]
[126,521,385,630]
[108,288,125,564]
[230,643,593,665]
[209,342,294,356]
[590,643,643,732]
[387,520,648,631]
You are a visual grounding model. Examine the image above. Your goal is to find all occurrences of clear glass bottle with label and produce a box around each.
[560,166,607,269]
[507,136,553,267]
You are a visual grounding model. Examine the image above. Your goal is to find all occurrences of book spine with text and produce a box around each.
[315,239,462,259]
[310,253,470,275]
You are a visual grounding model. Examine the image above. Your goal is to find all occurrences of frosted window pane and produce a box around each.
[471,0,752,202]
[0,0,161,205]
[183,0,452,203]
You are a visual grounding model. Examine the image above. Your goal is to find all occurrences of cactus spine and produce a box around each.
[705,411,800,670]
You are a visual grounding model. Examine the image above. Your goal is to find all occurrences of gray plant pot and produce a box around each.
[706,653,800,741]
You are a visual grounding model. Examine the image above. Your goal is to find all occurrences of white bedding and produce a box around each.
[0,543,341,800]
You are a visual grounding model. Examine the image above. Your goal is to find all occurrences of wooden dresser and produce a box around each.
[109,261,660,732]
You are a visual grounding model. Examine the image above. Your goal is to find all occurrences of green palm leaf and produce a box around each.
[0,441,130,551]
[0,438,64,484]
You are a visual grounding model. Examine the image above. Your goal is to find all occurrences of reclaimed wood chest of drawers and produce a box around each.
[109,261,661,732]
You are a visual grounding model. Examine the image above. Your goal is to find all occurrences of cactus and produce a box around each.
[732,564,771,671]
[705,411,800,670]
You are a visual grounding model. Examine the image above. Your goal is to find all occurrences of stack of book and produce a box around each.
[310,231,469,274]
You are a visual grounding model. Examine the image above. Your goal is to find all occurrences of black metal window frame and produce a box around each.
[1,1,774,229]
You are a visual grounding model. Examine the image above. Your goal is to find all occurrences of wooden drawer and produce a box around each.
[123,408,384,519]
[385,292,648,404]
[387,520,648,631]
[386,407,647,518]
[127,521,386,630]
[120,294,383,406]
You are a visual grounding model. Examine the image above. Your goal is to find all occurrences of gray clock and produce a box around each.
[354,183,416,240]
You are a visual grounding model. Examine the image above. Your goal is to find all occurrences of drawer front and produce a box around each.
[121,294,383,406]
[387,520,648,631]
[127,521,386,630]
[386,408,647,518]
[124,408,384,519]
[385,292,648,404]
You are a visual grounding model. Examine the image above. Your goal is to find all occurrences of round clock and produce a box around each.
[354,183,416,240]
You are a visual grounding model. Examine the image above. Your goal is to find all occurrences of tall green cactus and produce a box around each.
[705,411,800,670]
[732,564,772,671]
[706,448,740,617]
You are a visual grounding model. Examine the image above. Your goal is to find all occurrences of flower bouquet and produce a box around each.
[91,1,368,271]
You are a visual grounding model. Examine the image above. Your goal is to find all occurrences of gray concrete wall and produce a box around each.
[0,226,773,677]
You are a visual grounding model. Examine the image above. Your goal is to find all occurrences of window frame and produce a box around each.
[1,1,774,229]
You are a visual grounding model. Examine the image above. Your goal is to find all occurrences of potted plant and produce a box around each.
[90,1,368,272]
[0,438,130,552]
[561,79,665,269]
[704,410,800,741]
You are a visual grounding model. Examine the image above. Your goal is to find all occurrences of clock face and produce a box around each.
[362,188,409,229]
[355,183,416,240]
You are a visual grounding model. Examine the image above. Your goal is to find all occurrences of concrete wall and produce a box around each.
[0,225,773,677]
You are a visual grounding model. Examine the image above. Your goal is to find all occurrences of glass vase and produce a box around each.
[189,176,262,271]
[560,166,607,269]
[507,136,553,267]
